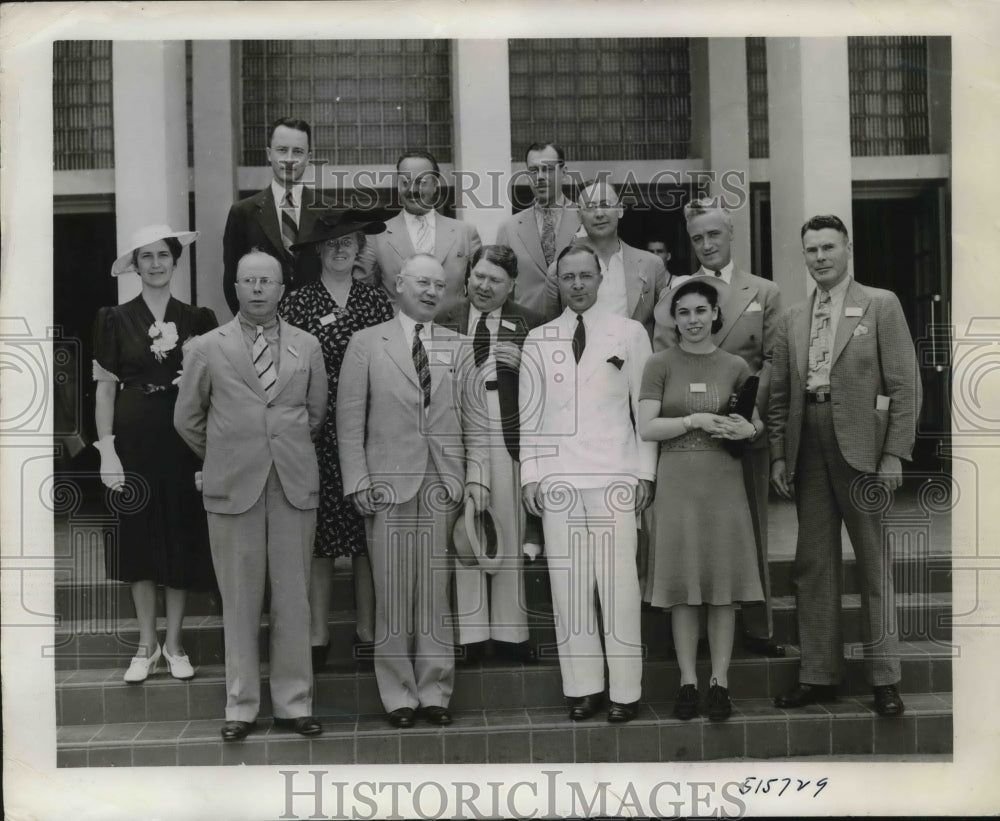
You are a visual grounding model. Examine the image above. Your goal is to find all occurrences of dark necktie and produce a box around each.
[572,314,586,364]
[412,323,431,408]
[280,190,298,252]
[473,312,490,367]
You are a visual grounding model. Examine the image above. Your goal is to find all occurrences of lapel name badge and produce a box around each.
[845,306,863,317]
[501,319,516,331]
[319,313,337,326]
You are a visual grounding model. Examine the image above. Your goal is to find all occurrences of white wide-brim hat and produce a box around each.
[653,273,731,334]
[452,497,505,575]
[111,224,199,277]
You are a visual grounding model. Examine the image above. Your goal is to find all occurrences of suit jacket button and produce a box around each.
[270,433,278,439]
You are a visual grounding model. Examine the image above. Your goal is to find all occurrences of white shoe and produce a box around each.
[123,644,161,684]
[162,647,195,680]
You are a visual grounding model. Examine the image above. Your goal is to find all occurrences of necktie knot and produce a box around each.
[818,289,831,304]
[414,322,424,335]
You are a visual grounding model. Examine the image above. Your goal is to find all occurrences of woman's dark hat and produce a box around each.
[290,208,387,251]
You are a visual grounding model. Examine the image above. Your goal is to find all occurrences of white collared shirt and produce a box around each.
[468,306,500,379]
[270,180,304,229]
[697,259,734,284]
[595,243,629,317]
[403,208,437,254]
[398,310,432,345]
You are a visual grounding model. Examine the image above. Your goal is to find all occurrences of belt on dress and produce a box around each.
[121,382,176,395]
[806,391,832,404]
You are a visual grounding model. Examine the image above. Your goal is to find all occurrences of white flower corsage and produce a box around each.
[148,321,179,362]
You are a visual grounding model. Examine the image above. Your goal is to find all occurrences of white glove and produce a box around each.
[94,435,125,491]
[522,543,542,562]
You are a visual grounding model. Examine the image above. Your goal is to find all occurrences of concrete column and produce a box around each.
[450,40,510,244]
[192,41,239,321]
[706,38,751,272]
[766,38,853,303]
[112,41,190,304]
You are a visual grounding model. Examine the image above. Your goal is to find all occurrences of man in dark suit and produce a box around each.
[495,142,579,316]
[653,198,785,657]
[544,180,668,339]
[222,117,321,314]
[174,250,328,741]
[644,237,673,276]
[438,244,545,666]
[769,214,920,717]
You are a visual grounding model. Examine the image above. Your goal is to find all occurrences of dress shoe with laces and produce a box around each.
[569,692,604,721]
[706,682,733,721]
[673,684,700,720]
[873,684,905,717]
[387,707,415,728]
[123,644,161,684]
[417,705,453,725]
[274,715,323,736]
[220,720,256,742]
[741,633,786,657]
[774,682,838,709]
[607,701,639,723]
[162,647,195,680]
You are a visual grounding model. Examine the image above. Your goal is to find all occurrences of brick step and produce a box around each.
[56,640,952,726]
[53,555,951,620]
[52,593,954,670]
[56,692,953,767]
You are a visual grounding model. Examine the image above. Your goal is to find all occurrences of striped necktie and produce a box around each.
[280,190,298,252]
[414,215,433,254]
[252,325,277,399]
[540,207,556,266]
[412,323,431,409]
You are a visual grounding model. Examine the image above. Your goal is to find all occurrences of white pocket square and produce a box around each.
[852,324,869,337]
[433,350,453,365]
[746,301,762,312]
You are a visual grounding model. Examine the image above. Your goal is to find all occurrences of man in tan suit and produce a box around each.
[174,250,328,741]
[337,254,491,728]
[365,150,482,319]
[544,180,668,338]
[496,142,579,315]
[769,215,920,717]
[653,198,784,657]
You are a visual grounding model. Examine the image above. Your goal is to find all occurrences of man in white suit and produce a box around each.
[365,150,482,319]
[174,250,328,742]
[337,254,491,728]
[495,142,579,315]
[520,244,657,724]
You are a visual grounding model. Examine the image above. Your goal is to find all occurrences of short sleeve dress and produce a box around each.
[93,295,218,590]
[639,346,764,608]
[280,279,394,558]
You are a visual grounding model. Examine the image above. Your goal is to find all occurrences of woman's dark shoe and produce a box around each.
[311,642,330,672]
[706,683,732,721]
[672,684,700,720]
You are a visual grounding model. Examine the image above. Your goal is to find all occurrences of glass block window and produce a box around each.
[849,36,930,156]
[746,37,769,159]
[53,41,114,170]
[239,40,453,166]
[509,38,691,161]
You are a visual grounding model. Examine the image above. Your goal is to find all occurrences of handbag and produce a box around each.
[721,374,759,458]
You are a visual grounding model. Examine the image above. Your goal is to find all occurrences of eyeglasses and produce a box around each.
[237,276,283,289]
[323,237,357,250]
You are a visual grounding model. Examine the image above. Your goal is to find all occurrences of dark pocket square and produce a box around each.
[607,356,624,370]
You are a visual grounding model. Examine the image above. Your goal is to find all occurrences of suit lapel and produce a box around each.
[579,317,616,385]
[794,299,812,385]
[271,319,299,399]
[385,214,416,264]
[298,187,319,246]
[516,210,548,273]
[434,215,458,262]
[831,280,870,367]
[219,318,267,400]
[254,188,290,262]
[385,319,419,387]
[621,242,648,318]
[715,269,755,347]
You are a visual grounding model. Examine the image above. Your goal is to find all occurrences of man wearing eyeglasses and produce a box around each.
[365,150,482,319]
[520,245,656,724]
[175,250,328,742]
[544,180,668,340]
[337,253,491,729]
[222,117,322,315]
[496,142,580,316]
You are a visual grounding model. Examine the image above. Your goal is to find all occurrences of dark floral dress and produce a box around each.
[280,279,394,558]
[93,295,218,589]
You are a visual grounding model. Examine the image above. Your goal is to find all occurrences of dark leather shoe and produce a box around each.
[774,682,838,709]
[311,642,329,672]
[494,640,538,664]
[220,720,256,742]
[742,633,786,657]
[417,705,453,725]
[607,701,639,723]
[706,683,733,721]
[387,707,415,728]
[874,684,905,717]
[457,641,486,667]
[569,692,604,721]
[673,684,700,720]
[274,715,322,736]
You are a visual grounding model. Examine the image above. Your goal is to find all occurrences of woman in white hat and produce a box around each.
[93,224,218,683]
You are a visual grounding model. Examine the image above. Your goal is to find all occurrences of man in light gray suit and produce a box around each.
[769,215,920,717]
[337,253,491,729]
[496,142,579,315]
[175,250,328,741]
